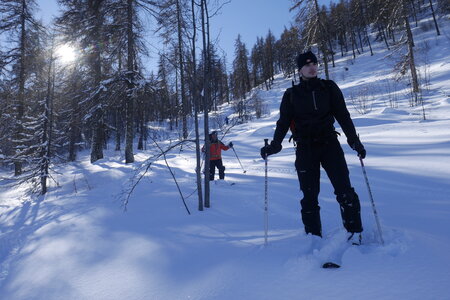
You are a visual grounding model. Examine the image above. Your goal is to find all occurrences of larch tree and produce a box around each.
[0,0,39,176]
[231,35,251,100]
[155,0,190,139]
[57,0,109,164]
[291,0,332,79]
[372,0,420,101]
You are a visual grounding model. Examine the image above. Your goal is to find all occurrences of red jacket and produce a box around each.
[202,141,230,160]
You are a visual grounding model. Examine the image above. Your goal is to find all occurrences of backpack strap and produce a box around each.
[320,79,333,91]
[289,81,298,106]
[288,82,298,145]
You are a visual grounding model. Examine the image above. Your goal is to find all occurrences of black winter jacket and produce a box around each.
[273,77,358,146]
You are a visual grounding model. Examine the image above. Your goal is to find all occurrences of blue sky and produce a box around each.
[210,0,296,63]
[35,0,330,72]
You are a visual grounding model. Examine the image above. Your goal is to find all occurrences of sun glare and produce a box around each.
[56,44,77,64]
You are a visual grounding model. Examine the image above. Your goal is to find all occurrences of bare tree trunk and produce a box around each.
[114,108,121,151]
[321,46,330,79]
[115,51,123,152]
[358,0,373,56]
[313,0,329,79]
[41,40,56,194]
[353,30,361,55]
[390,27,396,44]
[357,29,364,53]
[125,0,135,163]
[137,108,145,150]
[403,1,419,94]
[350,31,357,59]
[191,0,203,211]
[68,104,80,161]
[327,38,335,67]
[90,115,104,163]
[410,0,418,27]
[343,32,349,53]
[68,63,81,161]
[365,28,374,56]
[378,25,390,50]
[201,0,211,208]
[176,0,188,139]
[90,2,104,163]
[14,0,27,176]
[429,0,440,36]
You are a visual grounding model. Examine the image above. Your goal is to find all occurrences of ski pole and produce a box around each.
[264,139,269,246]
[231,146,247,173]
[360,157,384,246]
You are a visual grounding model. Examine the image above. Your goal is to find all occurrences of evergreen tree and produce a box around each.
[250,36,264,87]
[57,0,109,163]
[0,0,40,175]
[231,35,251,100]
[291,0,332,79]
[277,26,302,79]
[371,0,420,100]
[155,0,190,139]
[263,30,276,89]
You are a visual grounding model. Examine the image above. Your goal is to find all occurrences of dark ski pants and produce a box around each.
[295,137,363,237]
[209,159,225,180]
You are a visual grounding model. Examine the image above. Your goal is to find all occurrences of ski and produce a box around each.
[322,262,341,269]
[213,180,235,186]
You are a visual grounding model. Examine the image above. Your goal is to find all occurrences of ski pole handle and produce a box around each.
[264,139,269,159]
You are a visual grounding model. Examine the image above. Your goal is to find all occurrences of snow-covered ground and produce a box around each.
[1,17,450,300]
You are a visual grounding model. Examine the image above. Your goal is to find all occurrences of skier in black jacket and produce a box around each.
[260,51,366,244]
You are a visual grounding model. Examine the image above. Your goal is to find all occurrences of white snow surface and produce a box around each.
[1,18,450,300]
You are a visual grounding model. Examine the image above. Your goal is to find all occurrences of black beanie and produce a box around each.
[209,131,217,140]
[296,51,318,70]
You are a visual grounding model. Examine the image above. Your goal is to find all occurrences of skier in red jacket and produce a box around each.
[202,131,233,180]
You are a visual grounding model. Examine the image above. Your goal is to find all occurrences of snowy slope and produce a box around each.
[1,18,450,300]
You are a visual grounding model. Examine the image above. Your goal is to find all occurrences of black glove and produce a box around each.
[349,138,366,159]
[260,141,282,159]
[228,142,233,148]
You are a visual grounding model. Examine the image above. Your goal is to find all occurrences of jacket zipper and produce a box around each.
[312,91,318,110]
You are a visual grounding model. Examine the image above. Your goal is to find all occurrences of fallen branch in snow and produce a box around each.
[152,138,191,215]
[0,163,60,195]
[122,138,196,214]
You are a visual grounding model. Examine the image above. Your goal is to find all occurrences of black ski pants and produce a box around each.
[295,136,363,236]
[209,159,225,180]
